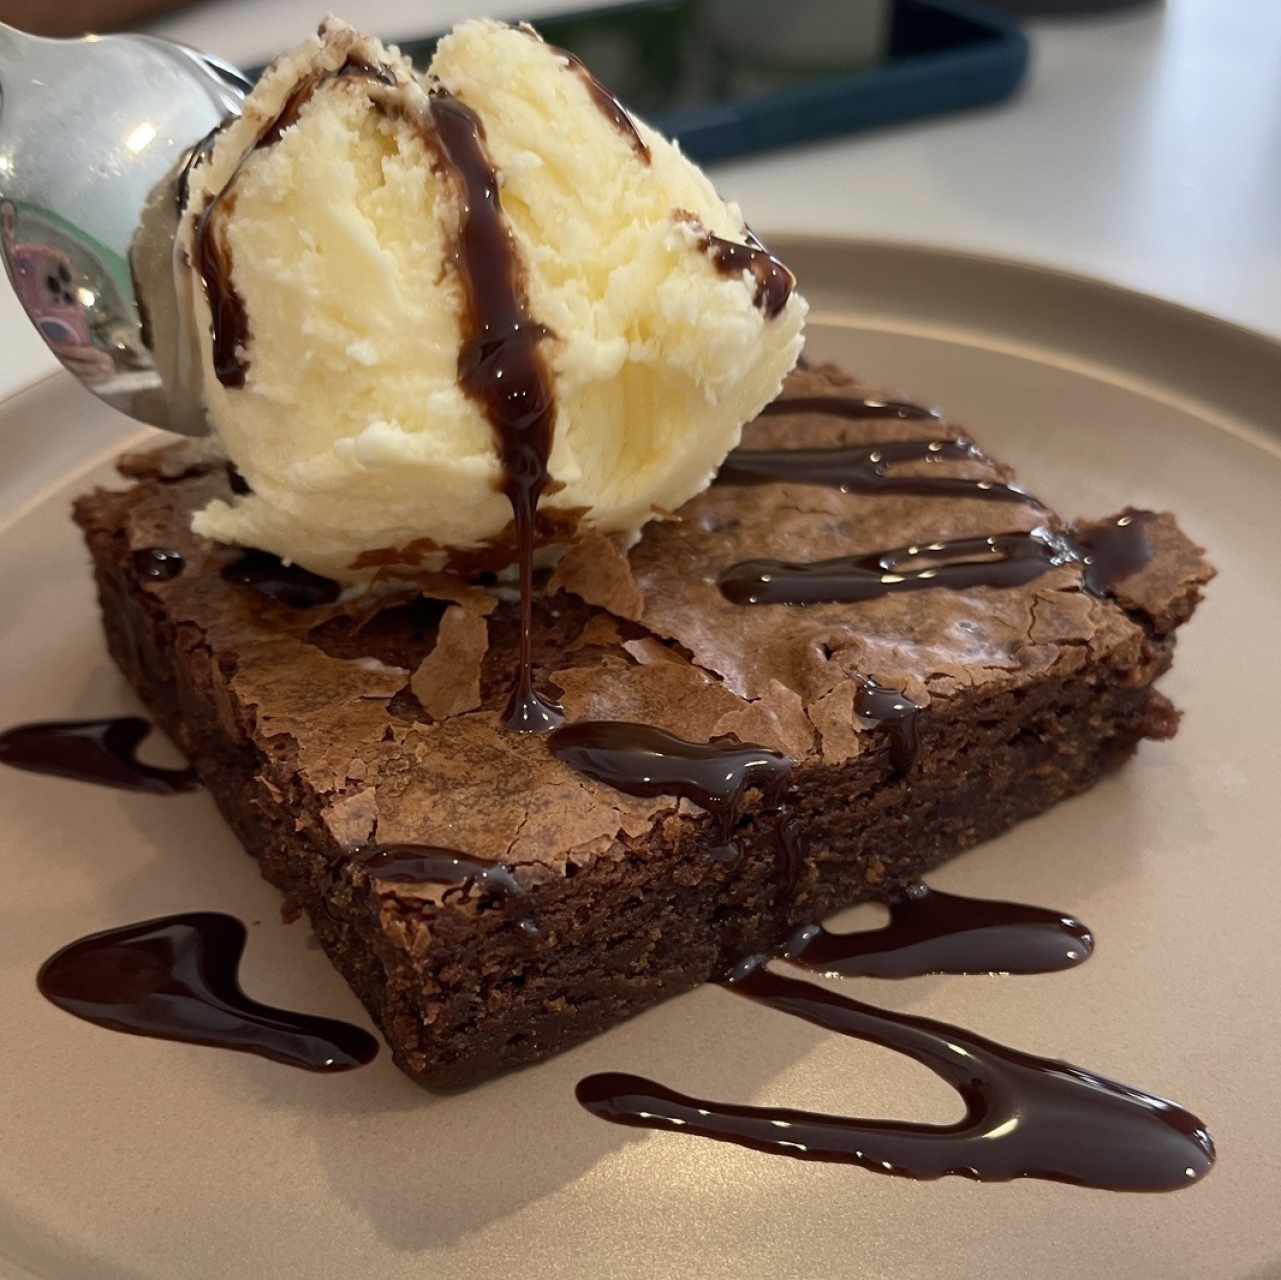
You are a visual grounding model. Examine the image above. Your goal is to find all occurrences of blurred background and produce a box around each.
[1,0,1278,398]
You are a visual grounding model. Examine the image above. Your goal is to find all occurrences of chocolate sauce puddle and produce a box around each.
[761,394,939,422]
[132,547,186,581]
[427,90,564,733]
[0,717,198,794]
[578,963,1214,1191]
[719,438,1030,503]
[720,527,1078,606]
[1074,510,1155,594]
[549,721,792,860]
[38,913,377,1071]
[223,549,341,608]
[782,882,1093,979]
[359,844,539,938]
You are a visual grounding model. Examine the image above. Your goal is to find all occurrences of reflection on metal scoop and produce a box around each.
[0,21,248,434]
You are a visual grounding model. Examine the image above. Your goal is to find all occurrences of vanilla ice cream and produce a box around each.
[178,18,806,580]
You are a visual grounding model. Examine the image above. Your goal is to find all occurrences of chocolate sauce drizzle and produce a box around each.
[578,962,1214,1191]
[854,677,921,773]
[222,549,341,608]
[554,46,650,162]
[175,124,221,216]
[427,90,564,733]
[1075,510,1156,594]
[38,913,378,1071]
[0,717,198,794]
[782,882,1092,979]
[702,232,795,319]
[359,844,539,938]
[549,721,792,859]
[760,394,939,422]
[720,528,1078,607]
[719,438,1030,503]
[194,56,399,389]
[131,547,186,581]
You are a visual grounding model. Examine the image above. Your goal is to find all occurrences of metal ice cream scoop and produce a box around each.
[0,22,248,434]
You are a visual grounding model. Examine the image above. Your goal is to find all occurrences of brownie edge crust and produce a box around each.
[72,365,1214,1087]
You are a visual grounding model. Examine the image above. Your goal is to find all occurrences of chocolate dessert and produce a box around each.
[71,360,1213,1088]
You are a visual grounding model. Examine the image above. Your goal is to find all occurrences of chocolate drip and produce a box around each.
[1074,510,1155,594]
[554,45,650,162]
[131,547,186,581]
[578,964,1213,1191]
[720,528,1077,606]
[38,913,378,1071]
[427,91,564,734]
[702,232,795,319]
[222,550,341,608]
[761,394,939,422]
[783,882,1093,979]
[194,55,399,389]
[0,717,198,794]
[175,124,221,216]
[549,721,792,855]
[719,438,1029,503]
[854,677,921,772]
[359,844,539,937]
[194,196,250,387]
[337,56,397,87]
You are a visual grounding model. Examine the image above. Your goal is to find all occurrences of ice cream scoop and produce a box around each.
[178,18,806,582]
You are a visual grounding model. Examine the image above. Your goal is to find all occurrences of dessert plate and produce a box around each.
[2,237,1278,1280]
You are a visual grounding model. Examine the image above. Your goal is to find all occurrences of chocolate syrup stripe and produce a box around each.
[195,56,396,388]
[720,513,1156,608]
[0,717,198,794]
[38,913,377,1071]
[702,232,795,319]
[719,438,1030,503]
[426,90,564,733]
[783,883,1092,979]
[359,844,540,938]
[720,528,1077,607]
[548,721,792,836]
[578,964,1214,1192]
[760,394,940,422]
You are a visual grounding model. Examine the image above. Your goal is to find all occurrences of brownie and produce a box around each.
[72,362,1213,1088]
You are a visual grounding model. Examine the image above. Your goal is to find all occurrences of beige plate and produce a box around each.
[2,237,1279,1280]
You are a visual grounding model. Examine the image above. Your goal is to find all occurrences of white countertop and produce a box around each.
[3,0,1278,406]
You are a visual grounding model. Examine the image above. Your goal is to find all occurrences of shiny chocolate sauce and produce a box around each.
[0,717,198,794]
[760,394,940,422]
[194,56,399,389]
[782,882,1092,979]
[702,232,795,319]
[222,549,341,608]
[175,124,222,216]
[427,90,564,733]
[1074,510,1155,594]
[718,437,1030,504]
[359,844,539,938]
[578,962,1214,1191]
[720,528,1078,606]
[854,677,921,773]
[549,721,792,863]
[38,913,377,1071]
[131,547,186,581]
[550,42,650,162]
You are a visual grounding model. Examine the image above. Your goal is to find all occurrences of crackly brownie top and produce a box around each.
[84,362,1213,881]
